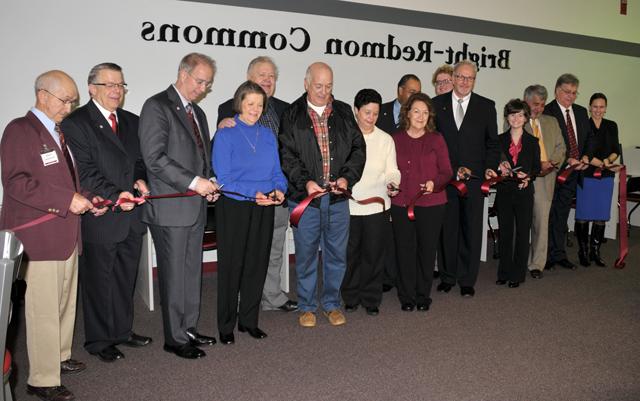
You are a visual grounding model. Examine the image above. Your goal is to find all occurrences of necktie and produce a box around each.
[530,118,548,162]
[565,108,579,159]
[455,98,464,130]
[185,103,205,154]
[54,124,77,186]
[109,113,118,134]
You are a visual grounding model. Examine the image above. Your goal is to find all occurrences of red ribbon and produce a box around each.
[481,176,505,195]
[407,179,468,221]
[614,165,628,269]
[289,186,385,228]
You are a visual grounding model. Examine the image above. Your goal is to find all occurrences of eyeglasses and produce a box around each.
[454,74,476,83]
[435,79,452,87]
[560,88,579,97]
[92,82,128,92]
[40,89,77,106]
[188,72,213,89]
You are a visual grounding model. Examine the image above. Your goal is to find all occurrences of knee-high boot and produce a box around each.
[575,221,590,267]
[590,223,606,267]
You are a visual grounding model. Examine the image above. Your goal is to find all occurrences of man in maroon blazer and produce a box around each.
[0,70,106,401]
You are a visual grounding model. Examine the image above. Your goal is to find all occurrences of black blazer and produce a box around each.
[543,100,593,163]
[217,96,289,128]
[375,100,397,135]
[498,130,541,193]
[62,100,147,243]
[432,91,500,178]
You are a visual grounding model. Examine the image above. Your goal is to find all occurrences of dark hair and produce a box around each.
[87,62,122,85]
[232,80,267,116]
[354,88,382,109]
[397,74,420,89]
[555,73,579,89]
[503,98,531,120]
[589,92,607,106]
[399,92,436,132]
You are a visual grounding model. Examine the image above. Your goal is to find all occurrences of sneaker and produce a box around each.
[324,309,346,326]
[299,311,316,328]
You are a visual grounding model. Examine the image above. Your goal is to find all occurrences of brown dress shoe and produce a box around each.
[60,359,86,375]
[26,384,75,401]
[324,309,346,326]
[299,311,316,327]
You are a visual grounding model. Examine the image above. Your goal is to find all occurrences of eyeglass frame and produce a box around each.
[453,74,476,83]
[91,82,129,93]
[187,71,213,89]
[435,79,452,87]
[39,89,77,106]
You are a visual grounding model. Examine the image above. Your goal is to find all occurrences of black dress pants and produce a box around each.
[496,185,534,283]
[391,204,445,305]
[216,196,274,334]
[341,211,388,308]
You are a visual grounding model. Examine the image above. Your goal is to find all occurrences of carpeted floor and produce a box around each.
[7,233,640,401]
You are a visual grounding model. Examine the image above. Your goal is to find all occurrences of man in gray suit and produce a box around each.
[523,85,566,279]
[139,53,219,359]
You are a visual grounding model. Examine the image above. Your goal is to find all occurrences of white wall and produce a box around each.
[1,0,639,200]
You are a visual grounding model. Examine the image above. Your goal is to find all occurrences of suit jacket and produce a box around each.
[138,85,213,227]
[498,130,541,193]
[216,96,289,126]
[432,92,500,177]
[375,100,397,135]
[62,100,147,243]
[0,111,82,260]
[543,100,592,164]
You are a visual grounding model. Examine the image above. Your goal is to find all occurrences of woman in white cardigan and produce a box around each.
[340,89,401,316]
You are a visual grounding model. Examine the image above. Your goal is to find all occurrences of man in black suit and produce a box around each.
[543,73,592,270]
[375,73,421,292]
[216,56,297,313]
[432,60,500,297]
[139,53,219,359]
[376,74,421,135]
[63,63,152,363]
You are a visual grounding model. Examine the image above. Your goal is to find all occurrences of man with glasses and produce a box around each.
[543,73,592,271]
[62,63,152,363]
[139,53,219,359]
[375,73,421,293]
[432,59,500,297]
[1,70,107,401]
[216,56,298,313]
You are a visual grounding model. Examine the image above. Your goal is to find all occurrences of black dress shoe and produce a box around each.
[382,284,394,293]
[186,328,216,346]
[163,343,205,359]
[433,270,440,279]
[460,286,475,297]
[365,306,379,316]
[278,300,298,312]
[60,359,86,375]
[26,384,75,401]
[91,345,124,363]
[544,261,556,271]
[238,324,268,339]
[495,279,507,285]
[401,303,415,311]
[416,301,431,311]
[344,304,359,312]
[508,281,520,288]
[122,332,152,347]
[219,332,235,345]
[436,282,453,293]
[557,258,576,270]
[530,269,543,279]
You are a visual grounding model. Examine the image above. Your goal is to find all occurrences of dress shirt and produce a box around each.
[392,99,401,126]
[451,92,471,116]
[30,107,74,163]
[556,101,579,149]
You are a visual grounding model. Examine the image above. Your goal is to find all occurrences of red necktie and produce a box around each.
[54,124,77,186]
[185,103,205,154]
[565,109,579,159]
[109,113,118,134]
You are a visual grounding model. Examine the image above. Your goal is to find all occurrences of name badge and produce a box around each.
[41,149,59,166]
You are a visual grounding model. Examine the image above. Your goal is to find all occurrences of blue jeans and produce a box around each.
[290,196,349,312]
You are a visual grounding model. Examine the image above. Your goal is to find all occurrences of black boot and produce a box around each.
[575,221,590,267]
[590,224,606,267]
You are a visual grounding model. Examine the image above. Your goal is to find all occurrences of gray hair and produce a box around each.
[453,59,478,74]
[304,62,332,85]
[555,73,579,89]
[87,62,122,85]
[523,84,548,102]
[247,56,278,80]
[178,52,216,75]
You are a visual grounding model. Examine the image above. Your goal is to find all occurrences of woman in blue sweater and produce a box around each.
[213,81,287,344]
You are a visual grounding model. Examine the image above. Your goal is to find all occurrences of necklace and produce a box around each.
[240,126,260,153]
